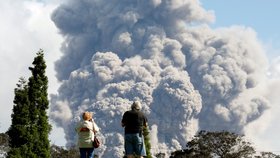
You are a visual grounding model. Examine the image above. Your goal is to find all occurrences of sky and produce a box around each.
[200,0,280,60]
[1,0,280,155]
[199,0,280,153]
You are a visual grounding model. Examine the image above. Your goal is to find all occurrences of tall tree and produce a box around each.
[7,77,36,158]
[7,49,51,158]
[28,49,51,158]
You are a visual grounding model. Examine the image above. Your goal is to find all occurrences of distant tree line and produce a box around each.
[2,130,280,158]
[170,130,280,158]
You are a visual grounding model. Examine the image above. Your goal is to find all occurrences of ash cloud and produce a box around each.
[50,0,269,156]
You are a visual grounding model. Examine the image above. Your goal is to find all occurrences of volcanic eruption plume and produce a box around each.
[50,0,269,156]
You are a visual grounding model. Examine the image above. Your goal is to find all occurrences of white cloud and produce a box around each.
[245,56,280,152]
[0,0,64,144]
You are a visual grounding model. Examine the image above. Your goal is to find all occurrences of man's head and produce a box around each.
[131,101,142,111]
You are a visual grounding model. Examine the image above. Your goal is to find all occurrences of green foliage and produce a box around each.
[7,77,32,157]
[0,133,9,147]
[50,145,79,158]
[171,130,256,158]
[0,133,9,157]
[188,130,256,157]
[155,153,166,158]
[28,49,51,157]
[143,126,152,158]
[255,152,280,158]
[7,49,51,158]
[7,145,37,158]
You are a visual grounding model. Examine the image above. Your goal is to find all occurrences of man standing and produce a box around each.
[122,101,148,158]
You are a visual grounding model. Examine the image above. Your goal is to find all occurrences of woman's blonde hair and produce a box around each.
[82,111,92,121]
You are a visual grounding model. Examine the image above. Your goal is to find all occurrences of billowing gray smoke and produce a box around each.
[50,0,269,156]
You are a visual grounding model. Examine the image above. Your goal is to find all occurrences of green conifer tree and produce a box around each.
[7,49,51,158]
[7,78,36,158]
[28,49,51,158]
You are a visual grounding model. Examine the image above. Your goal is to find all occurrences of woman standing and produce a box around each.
[76,111,100,158]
